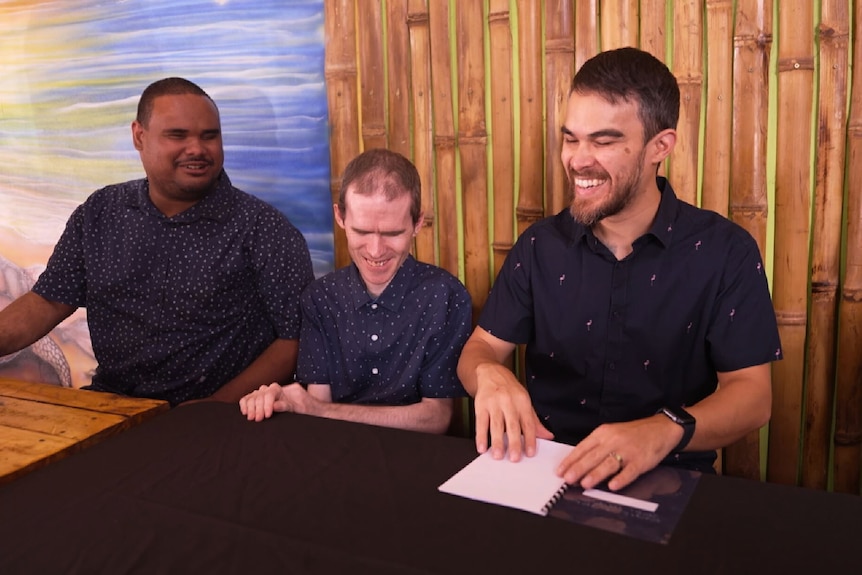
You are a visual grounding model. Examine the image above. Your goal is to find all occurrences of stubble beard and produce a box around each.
[567,151,646,227]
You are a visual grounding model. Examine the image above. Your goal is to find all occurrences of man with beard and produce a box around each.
[0,77,314,405]
[457,48,782,490]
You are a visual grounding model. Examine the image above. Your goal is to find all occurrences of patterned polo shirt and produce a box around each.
[33,171,313,405]
[296,256,471,405]
[479,177,782,467]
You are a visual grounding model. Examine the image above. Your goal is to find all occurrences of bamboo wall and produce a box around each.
[324,0,862,494]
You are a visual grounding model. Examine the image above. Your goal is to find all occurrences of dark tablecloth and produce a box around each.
[0,402,859,574]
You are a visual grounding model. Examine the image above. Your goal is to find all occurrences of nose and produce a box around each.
[366,234,384,257]
[563,142,594,173]
[184,137,206,156]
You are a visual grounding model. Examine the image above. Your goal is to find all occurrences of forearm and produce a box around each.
[311,397,454,434]
[684,364,772,452]
[0,292,74,356]
[209,338,299,403]
[456,336,509,397]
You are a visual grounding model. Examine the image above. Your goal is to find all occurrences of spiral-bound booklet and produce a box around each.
[437,438,573,516]
[439,438,701,544]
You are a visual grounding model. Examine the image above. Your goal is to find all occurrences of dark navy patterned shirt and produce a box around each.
[479,178,782,466]
[33,171,314,405]
[296,256,471,405]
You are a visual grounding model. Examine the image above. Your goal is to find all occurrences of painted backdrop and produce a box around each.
[0,0,333,389]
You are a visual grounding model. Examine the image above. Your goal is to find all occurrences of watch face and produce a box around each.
[663,407,695,425]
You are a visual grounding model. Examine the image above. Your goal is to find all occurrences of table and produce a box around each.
[0,378,168,484]
[0,402,859,574]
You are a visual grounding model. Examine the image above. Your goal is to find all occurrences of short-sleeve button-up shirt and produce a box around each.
[296,256,471,405]
[479,178,782,465]
[33,171,313,405]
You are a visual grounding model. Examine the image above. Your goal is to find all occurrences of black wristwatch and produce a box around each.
[658,406,696,452]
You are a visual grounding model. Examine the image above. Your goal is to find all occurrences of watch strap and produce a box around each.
[659,406,696,452]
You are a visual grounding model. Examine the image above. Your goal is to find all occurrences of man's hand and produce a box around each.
[555,414,683,491]
[239,382,318,422]
[474,362,553,461]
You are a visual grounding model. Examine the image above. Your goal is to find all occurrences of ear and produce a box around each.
[332,203,346,230]
[648,128,676,164]
[413,211,425,237]
[131,121,144,151]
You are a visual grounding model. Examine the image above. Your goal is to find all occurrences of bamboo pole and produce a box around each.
[456,1,491,322]
[357,0,387,150]
[639,0,667,62]
[489,0,515,277]
[802,0,850,491]
[407,1,436,265]
[669,0,703,208]
[724,0,772,480]
[729,0,771,255]
[324,0,359,269]
[768,2,814,486]
[387,0,412,158]
[574,0,598,70]
[701,0,733,217]
[833,0,862,495]
[427,0,459,278]
[516,0,545,237]
[638,0,667,179]
[599,0,638,50]
[544,0,575,216]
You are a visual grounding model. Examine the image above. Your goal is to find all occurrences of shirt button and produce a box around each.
[608,362,616,370]
[370,334,379,341]
[371,368,379,375]
[371,303,378,310]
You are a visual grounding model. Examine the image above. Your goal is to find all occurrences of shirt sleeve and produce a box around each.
[417,281,472,398]
[247,208,314,340]
[707,232,783,371]
[32,203,88,308]
[295,285,333,385]
[476,229,536,344]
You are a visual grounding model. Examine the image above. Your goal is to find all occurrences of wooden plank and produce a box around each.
[0,378,169,423]
[0,425,78,484]
[0,379,170,485]
[0,395,126,440]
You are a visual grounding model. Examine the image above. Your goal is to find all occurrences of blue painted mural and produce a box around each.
[0,0,333,388]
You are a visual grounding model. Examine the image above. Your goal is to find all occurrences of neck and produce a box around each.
[592,182,661,261]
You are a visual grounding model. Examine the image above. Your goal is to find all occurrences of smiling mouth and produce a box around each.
[364,257,390,268]
[573,177,607,189]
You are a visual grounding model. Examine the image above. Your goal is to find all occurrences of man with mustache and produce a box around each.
[457,48,782,489]
[0,77,314,406]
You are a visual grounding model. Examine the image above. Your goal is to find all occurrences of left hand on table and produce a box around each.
[556,415,683,491]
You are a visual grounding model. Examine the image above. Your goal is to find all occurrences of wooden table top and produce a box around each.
[0,378,169,485]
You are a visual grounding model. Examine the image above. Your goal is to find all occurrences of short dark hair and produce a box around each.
[338,148,422,224]
[570,47,680,142]
[136,77,217,126]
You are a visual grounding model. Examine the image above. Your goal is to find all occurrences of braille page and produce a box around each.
[438,438,572,516]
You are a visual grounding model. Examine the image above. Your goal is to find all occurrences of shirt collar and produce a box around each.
[646,176,678,248]
[130,170,235,223]
[347,255,416,311]
[555,176,679,249]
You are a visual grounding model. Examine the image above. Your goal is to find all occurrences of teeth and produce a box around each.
[366,259,388,267]
[575,178,604,188]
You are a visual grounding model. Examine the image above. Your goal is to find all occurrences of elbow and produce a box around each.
[424,399,455,435]
[753,400,771,430]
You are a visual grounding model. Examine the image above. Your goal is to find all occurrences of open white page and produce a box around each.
[438,438,573,516]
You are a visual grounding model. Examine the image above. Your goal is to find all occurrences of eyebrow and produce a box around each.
[560,126,625,139]
[351,226,407,236]
[162,128,221,136]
